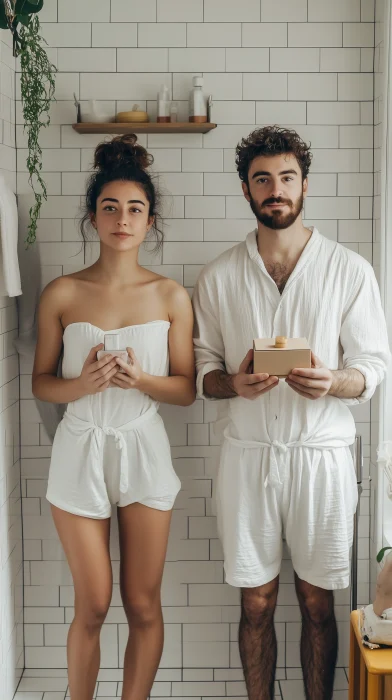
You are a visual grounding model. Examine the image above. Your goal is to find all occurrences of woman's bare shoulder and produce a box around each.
[39,274,85,320]
[42,273,80,298]
[42,264,98,296]
[160,279,192,323]
[153,274,188,300]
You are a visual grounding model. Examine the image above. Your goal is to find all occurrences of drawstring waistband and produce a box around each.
[62,404,158,494]
[223,429,352,488]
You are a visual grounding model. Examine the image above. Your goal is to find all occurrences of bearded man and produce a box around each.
[192,126,390,700]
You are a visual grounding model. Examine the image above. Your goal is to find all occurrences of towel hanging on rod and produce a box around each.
[0,172,21,298]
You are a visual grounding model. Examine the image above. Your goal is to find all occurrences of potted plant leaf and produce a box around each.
[0,0,57,245]
[373,547,392,618]
[377,547,392,564]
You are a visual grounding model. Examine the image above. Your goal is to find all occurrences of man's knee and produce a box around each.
[295,577,334,624]
[241,577,279,626]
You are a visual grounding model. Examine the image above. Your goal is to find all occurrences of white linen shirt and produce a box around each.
[193,228,391,449]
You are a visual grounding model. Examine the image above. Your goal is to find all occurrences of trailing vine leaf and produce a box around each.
[19,14,57,245]
[377,547,392,563]
[0,0,13,28]
[18,14,31,26]
[0,1,56,244]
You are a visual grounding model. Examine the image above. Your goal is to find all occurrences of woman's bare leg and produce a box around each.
[117,503,172,700]
[51,506,112,700]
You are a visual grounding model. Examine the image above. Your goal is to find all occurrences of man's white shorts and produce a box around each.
[215,441,358,590]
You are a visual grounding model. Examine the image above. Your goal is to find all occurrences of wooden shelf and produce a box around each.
[72,122,217,135]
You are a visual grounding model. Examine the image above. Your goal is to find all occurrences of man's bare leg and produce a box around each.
[295,574,338,700]
[238,576,280,700]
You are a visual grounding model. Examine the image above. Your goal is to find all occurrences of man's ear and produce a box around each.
[303,178,308,199]
[242,181,251,203]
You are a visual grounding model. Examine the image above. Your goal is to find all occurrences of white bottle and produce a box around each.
[97,334,129,374]
[157,84,170,123]
[189,76,207,123]
[170,101,178,123]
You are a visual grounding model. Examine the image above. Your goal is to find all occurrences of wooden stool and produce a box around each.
[349,610,392,699]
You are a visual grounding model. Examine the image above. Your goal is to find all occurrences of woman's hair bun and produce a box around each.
[93,134,153,173]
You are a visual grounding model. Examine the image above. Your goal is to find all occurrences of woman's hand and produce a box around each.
[111,347,146,390]
[78,344,119,396]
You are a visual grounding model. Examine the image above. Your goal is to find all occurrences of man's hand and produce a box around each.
[285,352,333,400]
[232,349,279,401]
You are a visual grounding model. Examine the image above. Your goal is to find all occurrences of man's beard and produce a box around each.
[249,192,304,230]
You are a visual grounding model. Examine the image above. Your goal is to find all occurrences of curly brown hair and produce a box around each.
[235,125,312,185]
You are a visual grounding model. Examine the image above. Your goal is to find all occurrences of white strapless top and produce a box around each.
[62,320,170,428]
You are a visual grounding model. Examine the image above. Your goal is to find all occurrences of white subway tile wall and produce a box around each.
[14,0,376,694]
[0,29,22,700]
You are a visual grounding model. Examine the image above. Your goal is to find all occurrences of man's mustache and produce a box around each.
[262,198,291,206]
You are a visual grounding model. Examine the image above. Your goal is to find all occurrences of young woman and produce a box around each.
[32,135,195,700]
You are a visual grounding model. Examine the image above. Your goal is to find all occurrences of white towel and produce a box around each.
[15,238,65,442]
[359,605,392,648]
[0,172,21,297]
[378,441,392,499]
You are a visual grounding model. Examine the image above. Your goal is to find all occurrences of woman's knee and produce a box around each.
[74,595,111,633]
[241,578,279,626]
[122,591,161,627]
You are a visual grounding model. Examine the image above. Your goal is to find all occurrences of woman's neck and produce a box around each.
[91,245,142,286]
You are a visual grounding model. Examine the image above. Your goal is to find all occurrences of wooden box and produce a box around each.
[253,337,311,377]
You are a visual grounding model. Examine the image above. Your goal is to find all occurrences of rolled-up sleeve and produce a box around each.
[192,270,226,400]
[340,264,391,405]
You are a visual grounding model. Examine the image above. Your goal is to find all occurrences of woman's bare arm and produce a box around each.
[32,278,118,404]
[141,283,196,406]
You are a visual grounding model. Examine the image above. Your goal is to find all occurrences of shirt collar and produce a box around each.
[245,226,321,289]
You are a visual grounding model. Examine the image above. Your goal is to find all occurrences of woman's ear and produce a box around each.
[147,215,155,232]
[90,213,97,229]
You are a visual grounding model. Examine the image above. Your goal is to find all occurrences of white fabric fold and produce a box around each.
[0,172,21,297]
[360,604,392,648]
[61,404,158,495]
[223,429,352,488]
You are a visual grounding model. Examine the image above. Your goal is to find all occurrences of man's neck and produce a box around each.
[256,221,312,262]
[256,221,313,294]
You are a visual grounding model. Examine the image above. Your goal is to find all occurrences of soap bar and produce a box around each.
[253,337,311,377]
[97,333,130,375]
[96,350,129,374]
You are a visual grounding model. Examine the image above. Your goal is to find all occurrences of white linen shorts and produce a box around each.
[215,440,358,590]
[47,411,181,519]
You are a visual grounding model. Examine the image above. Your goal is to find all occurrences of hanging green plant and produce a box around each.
[0,0,57,246]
